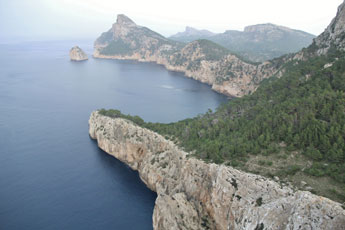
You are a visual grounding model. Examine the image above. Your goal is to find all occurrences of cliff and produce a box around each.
[93,15,282,97]
[89,111,345,230]
[313,1,345,55]
[69,46,88,61]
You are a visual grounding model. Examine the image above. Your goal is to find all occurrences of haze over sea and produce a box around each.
[0,40,227,229]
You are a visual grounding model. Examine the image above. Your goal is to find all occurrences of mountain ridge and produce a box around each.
[169,23,315,62]
[169,26,215,40]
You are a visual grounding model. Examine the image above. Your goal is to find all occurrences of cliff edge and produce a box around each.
[89,111,345,230]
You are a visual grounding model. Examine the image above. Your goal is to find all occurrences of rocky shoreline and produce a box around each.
[89,111,345,230]
[93,49,279,98]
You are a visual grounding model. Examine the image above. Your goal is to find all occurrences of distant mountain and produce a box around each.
[169,26,215,42]
[94,15,282,98]
[169,23,316,62]
[94,14,182,56]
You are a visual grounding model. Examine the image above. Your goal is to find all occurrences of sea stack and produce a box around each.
[69,46,88,61]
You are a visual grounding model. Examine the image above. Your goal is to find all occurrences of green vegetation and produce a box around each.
[96,30,113,45]
[197,39,259,64]
[100,39,133,55]
[256,197,263,207]
[99,49,345,202]
[197,39,230,61]
[99,109,144,126]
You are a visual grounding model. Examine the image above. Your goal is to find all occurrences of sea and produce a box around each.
[0,40,227,229]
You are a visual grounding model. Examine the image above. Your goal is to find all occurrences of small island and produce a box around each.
[69,46,88,61]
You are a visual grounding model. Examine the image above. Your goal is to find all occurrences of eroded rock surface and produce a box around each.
[89,111,345,230]
[314,1,345,55]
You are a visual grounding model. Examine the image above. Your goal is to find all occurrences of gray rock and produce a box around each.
[300,181,307,187]
[69,46,88,61]
[89,111,345,230]
[305,186,314,191]
[314,0,345,55]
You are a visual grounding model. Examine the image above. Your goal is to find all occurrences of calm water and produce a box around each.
[0,40,227,229]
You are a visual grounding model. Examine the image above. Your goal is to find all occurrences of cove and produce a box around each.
[0,40,227,229]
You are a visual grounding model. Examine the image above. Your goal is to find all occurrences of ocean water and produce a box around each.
[0,40,227,229]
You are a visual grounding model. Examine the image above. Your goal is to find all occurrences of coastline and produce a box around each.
[92,51,263,98]
[89,111,345,230]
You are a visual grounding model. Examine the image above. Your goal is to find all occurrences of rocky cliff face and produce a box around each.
[313,0,345,55]
[89,111,345,230]
[69,46,88,61]
[94,15,281,97]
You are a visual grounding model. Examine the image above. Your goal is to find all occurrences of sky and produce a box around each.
[0,0,343,42]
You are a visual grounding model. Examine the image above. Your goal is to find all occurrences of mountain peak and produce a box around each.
[185,26,197,32]
[116,14,136,26]
[244,23,290,33]
[170,27,214,40]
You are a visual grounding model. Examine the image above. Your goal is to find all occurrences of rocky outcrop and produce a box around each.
[69,46,88,61]
[94,15,282,97]
[89,111,345,230]
[314,0,345,55]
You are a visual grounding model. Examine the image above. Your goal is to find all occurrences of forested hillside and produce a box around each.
[99,48,345,202]
[98,1,345,203]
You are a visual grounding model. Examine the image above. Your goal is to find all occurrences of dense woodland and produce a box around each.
[99,48,345,202]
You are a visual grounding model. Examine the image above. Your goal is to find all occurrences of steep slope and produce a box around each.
[89,111,345,230]
[311,1,345,55]
[94,16,283,97]
[94,14,182,57]
[170,23,315,62]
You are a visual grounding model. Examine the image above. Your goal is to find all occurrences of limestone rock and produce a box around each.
[89,111,345,230]
[69,46,88,61]
[313,0,345,55]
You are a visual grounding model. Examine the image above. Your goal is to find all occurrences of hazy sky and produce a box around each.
[0,0,343,42]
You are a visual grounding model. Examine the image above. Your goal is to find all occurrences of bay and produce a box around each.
[0,40,227,229]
